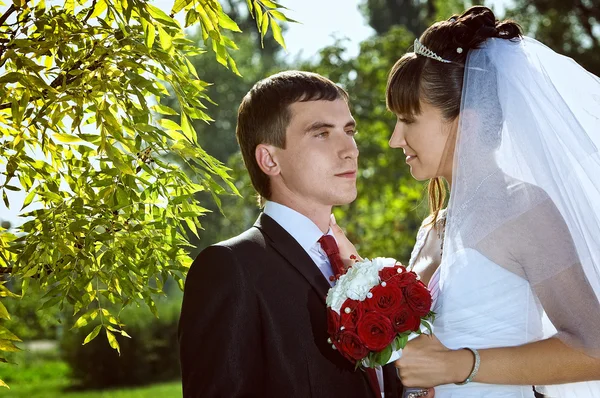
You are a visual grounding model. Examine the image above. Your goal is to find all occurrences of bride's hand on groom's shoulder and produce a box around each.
[395,333,470,388]
[329,214,361,269]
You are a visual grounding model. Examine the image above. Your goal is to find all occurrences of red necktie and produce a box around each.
[318,235,346,280]
[318,235,381,397]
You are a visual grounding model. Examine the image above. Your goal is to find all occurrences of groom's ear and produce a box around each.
[255,144,280,176]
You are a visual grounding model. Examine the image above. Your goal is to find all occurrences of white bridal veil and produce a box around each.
[442,36,600,397]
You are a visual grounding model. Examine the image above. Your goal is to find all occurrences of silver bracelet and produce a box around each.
[454,347,480,385]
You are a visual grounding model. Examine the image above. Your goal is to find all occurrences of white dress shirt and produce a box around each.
[264,201,385,396]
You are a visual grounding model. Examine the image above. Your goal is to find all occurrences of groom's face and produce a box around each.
[271,99,359,207]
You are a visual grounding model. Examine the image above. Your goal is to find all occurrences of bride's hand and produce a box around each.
[395,334,472,388]
[329,214,361,269]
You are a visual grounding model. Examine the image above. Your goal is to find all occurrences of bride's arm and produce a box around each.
[396,200,600,387]
[396,331,600,388]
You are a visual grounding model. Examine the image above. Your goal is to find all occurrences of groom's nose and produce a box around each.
[339,135,359,160]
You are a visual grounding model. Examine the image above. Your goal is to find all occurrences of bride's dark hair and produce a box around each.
[386,6,522,225]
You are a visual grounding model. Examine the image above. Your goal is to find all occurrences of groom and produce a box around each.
[178,71,402,397]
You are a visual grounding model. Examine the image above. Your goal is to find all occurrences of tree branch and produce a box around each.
[0,5,17,27]
[0,48,108,110]
[82,0,98,24]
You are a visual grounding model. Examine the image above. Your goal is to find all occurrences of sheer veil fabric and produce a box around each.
[440,36,600,397]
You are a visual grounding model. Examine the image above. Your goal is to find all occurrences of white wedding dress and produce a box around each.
[409,210,541,398]
[408,191,600,398]
[402,36,600,398]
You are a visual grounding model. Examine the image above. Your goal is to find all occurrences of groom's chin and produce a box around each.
[333,190,358,206]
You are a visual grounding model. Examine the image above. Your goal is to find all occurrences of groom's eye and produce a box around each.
[315,131,329,138]
[346,129,357,136]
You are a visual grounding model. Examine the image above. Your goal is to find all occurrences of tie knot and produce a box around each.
[318,234,339,257]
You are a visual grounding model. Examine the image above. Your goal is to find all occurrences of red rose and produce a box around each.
[356,312,396,351]
[381,267,418,289]
[340,299,364,330]
[335,330,369,362]
[403,281,432,317]
[394,270,418,288]
[364,284,405,316]
[391,306,421,334]
[327,308,341,338]
[379,264,404,281]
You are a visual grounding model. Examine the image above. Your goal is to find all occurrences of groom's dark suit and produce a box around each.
[178,213,402,398]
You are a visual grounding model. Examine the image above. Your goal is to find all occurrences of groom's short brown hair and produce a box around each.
[236,71,348,204]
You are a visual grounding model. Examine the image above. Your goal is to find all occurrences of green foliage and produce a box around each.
[0,0,292,385]
[3,354,68,386]
[3,282,62,341]
[162,10,286,257]
[504,0,600,75]
[60,295,182,389]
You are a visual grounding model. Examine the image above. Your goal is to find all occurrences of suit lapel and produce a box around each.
[254,213,331,305]
[255,213,381,396]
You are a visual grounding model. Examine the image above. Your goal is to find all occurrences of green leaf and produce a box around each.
[372,344,392,366]
[64,0,74,12]
[2,191,8,209]
[106,329,120,354]
[184,8,199,27]
[0,301,9,320]
[158,26,173,51]
[0,326,21,342]
[171,0,192,14]
[395,333,409,350]
[151,104,178,115]
[158,118,182,131]
[72,309,97,329]
[83,325,102,345]
[144,19,156,49]
[0,340,19,353]
[0,377,8,389]
[21,189,37,211]
[269,9,298,22]
[217,10,241,32]
[270,18,286,50]
[260,13,269,42]
[53,133,82,143]
[89,0,107,19]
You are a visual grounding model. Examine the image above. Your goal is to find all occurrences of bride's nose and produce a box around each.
[389,121,407,149]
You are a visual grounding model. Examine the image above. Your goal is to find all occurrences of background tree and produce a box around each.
[161,5,286,257]
[505,0,600,75]
[0,0,292,385]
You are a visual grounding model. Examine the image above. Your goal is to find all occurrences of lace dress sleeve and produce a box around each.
[512,199,600,358]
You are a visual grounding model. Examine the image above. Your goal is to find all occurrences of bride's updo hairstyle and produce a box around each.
[386,6,522,224]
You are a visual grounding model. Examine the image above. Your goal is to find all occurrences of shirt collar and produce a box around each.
[264,201,331,252]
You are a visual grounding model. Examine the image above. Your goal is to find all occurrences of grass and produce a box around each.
[0,380,182,398]
[1,349,181,398]
[2,381,182,398]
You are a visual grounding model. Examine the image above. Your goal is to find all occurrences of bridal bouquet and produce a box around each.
[326,257,435,368]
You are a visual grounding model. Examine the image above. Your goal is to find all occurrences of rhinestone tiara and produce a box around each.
[413,38,451,63]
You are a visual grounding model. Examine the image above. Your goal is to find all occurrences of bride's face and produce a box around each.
[388,101,457,181]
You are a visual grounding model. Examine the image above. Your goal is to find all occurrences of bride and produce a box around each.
[334,6,600,398]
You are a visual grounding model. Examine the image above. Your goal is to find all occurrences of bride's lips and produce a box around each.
[406,155,417,163]
[335,170,357,178]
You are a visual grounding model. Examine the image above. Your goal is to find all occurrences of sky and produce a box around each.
[0,0,510,225]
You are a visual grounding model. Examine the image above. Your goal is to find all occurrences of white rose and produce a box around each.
[371,257,398,271]
[344,264,380,301]
[326,257,399,313]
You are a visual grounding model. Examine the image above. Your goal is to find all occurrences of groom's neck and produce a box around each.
[269,194,332,234]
